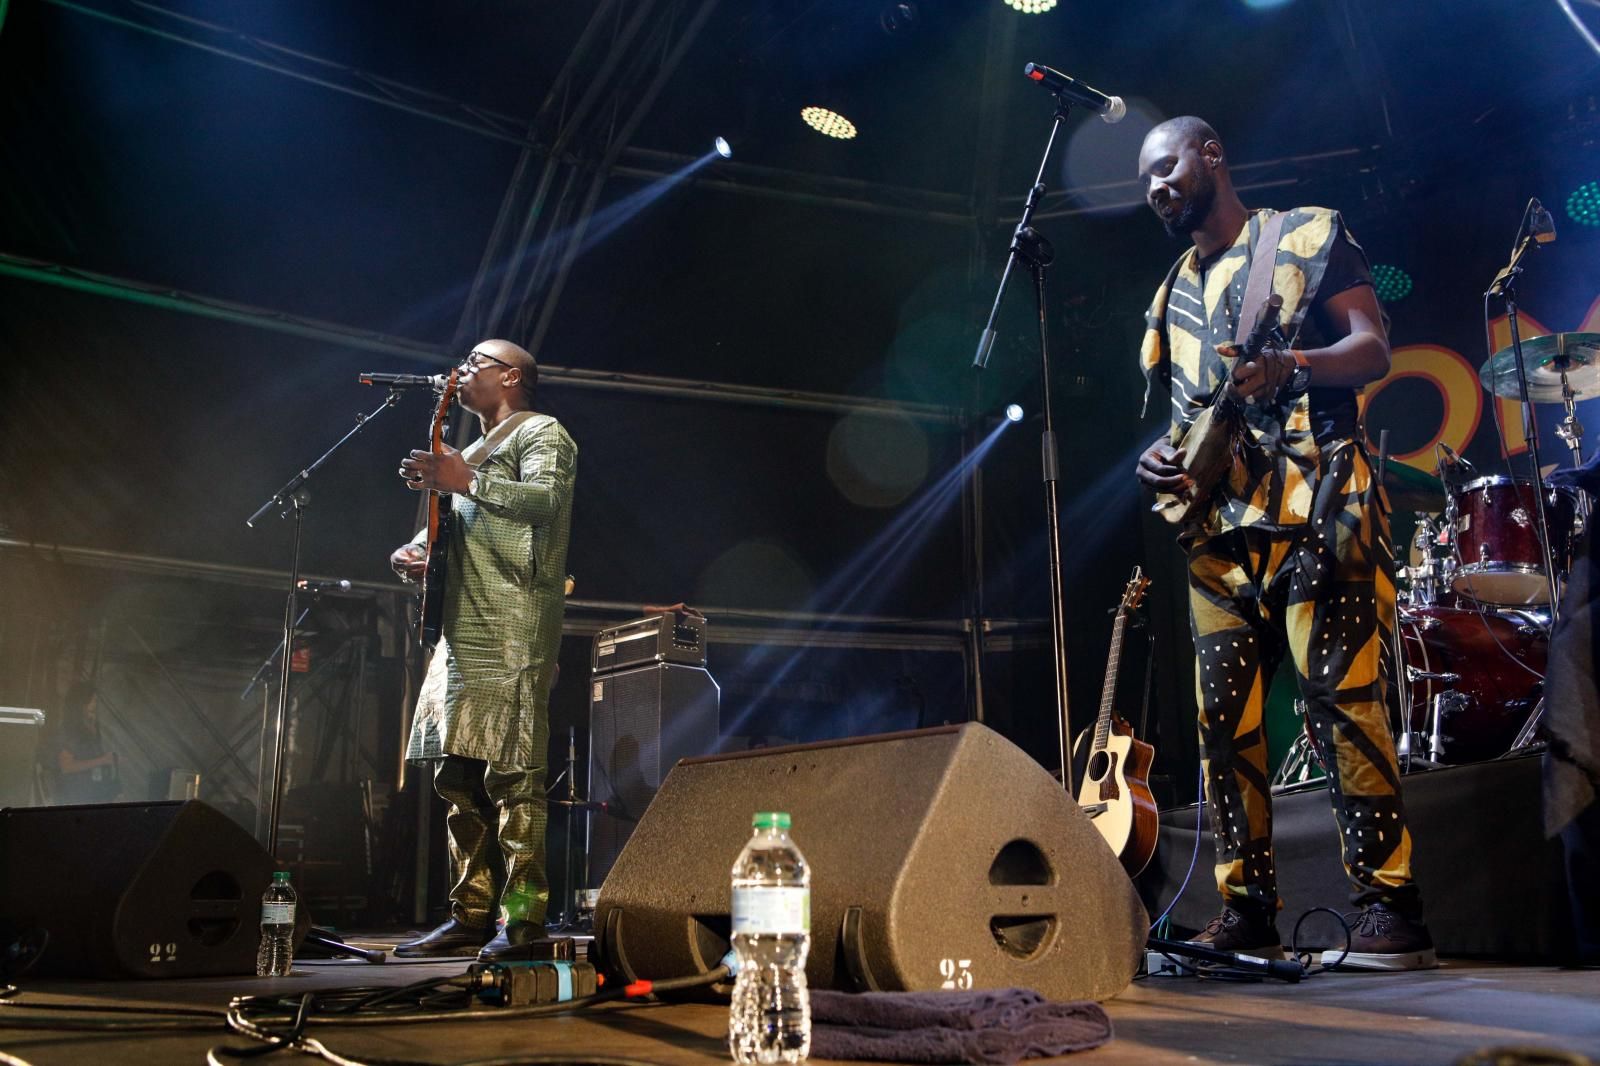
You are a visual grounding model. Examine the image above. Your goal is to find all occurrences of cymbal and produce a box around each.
[1479,332,1600,402]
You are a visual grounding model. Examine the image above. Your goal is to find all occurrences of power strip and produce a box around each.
[1144,949,1191,977]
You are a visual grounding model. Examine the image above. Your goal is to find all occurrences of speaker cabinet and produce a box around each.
[0,800,309,978]
[588,662,720,888]
[594,723,1148,1002]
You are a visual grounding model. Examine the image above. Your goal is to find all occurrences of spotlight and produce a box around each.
[1371,263,1413,303]
[1004,0,1057,12]
[1005,403,1024,423]
[1566,181,1600,227]
[801,106,858,140]
[714,136,733,159]
[881,1,920,34]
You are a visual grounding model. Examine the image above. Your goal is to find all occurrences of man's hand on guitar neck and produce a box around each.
[390,544,427,583]
[1219,341,1295,405]
[400,444,473,495]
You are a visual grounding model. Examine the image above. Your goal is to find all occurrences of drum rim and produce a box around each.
[1457,474,1526,494]
[1454,561,1549,579]
[1456,473,1579,499]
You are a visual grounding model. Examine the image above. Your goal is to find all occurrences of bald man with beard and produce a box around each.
[391,339,577,961]
[1134,118,1435,971]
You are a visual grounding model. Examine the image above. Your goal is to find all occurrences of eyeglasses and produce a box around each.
[459,350,516,375]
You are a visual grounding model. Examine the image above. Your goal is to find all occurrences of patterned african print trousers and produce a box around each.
[1185,442,1422,913]
[433,755,549,929]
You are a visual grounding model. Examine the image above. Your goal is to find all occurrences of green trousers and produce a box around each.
[432,754,549,928]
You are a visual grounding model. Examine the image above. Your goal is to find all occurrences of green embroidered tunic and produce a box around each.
[405,412,577,769]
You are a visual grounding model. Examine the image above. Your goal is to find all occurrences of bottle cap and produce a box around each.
[752,811,791,830]
[273,870,291,882]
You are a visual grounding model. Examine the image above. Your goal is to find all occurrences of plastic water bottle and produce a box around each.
[729,811,810,1064]
[255,871,296,977]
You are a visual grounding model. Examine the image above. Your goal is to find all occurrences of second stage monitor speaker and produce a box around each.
[594,723,1148,1002]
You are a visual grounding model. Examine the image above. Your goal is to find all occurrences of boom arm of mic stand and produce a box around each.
[973,98,1073,370]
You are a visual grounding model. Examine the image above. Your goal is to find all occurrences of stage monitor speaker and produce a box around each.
[588,661,720,889]
[594,723,1148,1003]
[0,800,309,978]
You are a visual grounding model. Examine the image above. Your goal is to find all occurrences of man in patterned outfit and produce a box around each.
[1133,117,1435,970]
[389,338,577,960]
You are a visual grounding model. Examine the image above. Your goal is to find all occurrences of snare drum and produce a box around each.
[1449,476,1576,605]
[1396,605,1546,763]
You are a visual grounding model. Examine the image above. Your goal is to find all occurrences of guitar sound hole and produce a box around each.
[1087,751,1110,781]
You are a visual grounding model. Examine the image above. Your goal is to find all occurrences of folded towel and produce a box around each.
[811,1004,1113,1064]
[810,987,1047,1031]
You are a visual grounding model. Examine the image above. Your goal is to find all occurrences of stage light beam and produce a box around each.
[1005,403,1024,423]
[1004,0,1058,12]
[714,136,733,159]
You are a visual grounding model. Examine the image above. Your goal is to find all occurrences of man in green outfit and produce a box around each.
[390,338,577,961]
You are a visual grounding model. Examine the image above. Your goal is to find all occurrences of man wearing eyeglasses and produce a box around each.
[387,338,577,961]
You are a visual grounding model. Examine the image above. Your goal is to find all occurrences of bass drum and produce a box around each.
[1397,606,1547,764]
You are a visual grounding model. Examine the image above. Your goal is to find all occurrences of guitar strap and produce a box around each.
[1234,209,1288,346]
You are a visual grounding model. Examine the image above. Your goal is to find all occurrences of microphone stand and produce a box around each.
[973,93,1076,793]
[1486,215,1562,624]
[245,389,406,965]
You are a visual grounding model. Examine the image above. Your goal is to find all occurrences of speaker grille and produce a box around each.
[588,663,719,886]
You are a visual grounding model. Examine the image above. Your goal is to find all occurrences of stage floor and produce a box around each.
[1,937,1596,1066]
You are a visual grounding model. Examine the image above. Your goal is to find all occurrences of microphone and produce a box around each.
[296,578,354,593]
[358,372,447,389]
[1437,443,1477,479]
[1023,63,1126,123]
[1531,199,1557,245]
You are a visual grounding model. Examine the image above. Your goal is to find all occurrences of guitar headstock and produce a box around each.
[1119,566,1151,614]
[430,368,461,448]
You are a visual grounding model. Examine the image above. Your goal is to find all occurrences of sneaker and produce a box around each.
[1185,903,1285,960]
[1321,902,1438,971]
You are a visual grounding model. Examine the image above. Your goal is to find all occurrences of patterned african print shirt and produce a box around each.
[405,411,577,769]
[1139,206,1372,534]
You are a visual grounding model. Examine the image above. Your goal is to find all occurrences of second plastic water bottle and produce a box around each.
[729,811,810,1064]
[255,870,296,977]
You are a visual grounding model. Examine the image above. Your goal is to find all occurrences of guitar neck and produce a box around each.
[1092,611,1129,752]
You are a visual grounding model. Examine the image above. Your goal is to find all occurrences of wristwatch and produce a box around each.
[466,474,480,497]
[1286,350,1312,393]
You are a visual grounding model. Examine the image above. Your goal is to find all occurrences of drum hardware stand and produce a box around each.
[547,726,598,934]
[1555,363,1592,529]
[972,91,1079,793]
[244,388,405,964]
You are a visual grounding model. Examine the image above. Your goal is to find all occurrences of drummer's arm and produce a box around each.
[1290,284,1391,388]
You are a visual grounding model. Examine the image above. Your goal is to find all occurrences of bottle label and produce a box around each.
[731,886,809,935]
[261,902,295,925]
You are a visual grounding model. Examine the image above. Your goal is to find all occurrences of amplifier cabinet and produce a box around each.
[592,613,706,674]
[587,662,719,886]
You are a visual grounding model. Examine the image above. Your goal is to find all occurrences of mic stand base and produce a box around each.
[298,926,387,964]
[1146,935,1303,983]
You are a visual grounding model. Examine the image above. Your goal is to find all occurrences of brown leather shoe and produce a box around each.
[1185,903,1285,960]
[394,918,493,958]
[1321,903,1438,971]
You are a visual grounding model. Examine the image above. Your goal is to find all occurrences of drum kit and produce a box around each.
[1277,332,1600,788]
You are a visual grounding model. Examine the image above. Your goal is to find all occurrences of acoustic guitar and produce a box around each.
[1072,567,1159,876]
[419,369,460,647]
